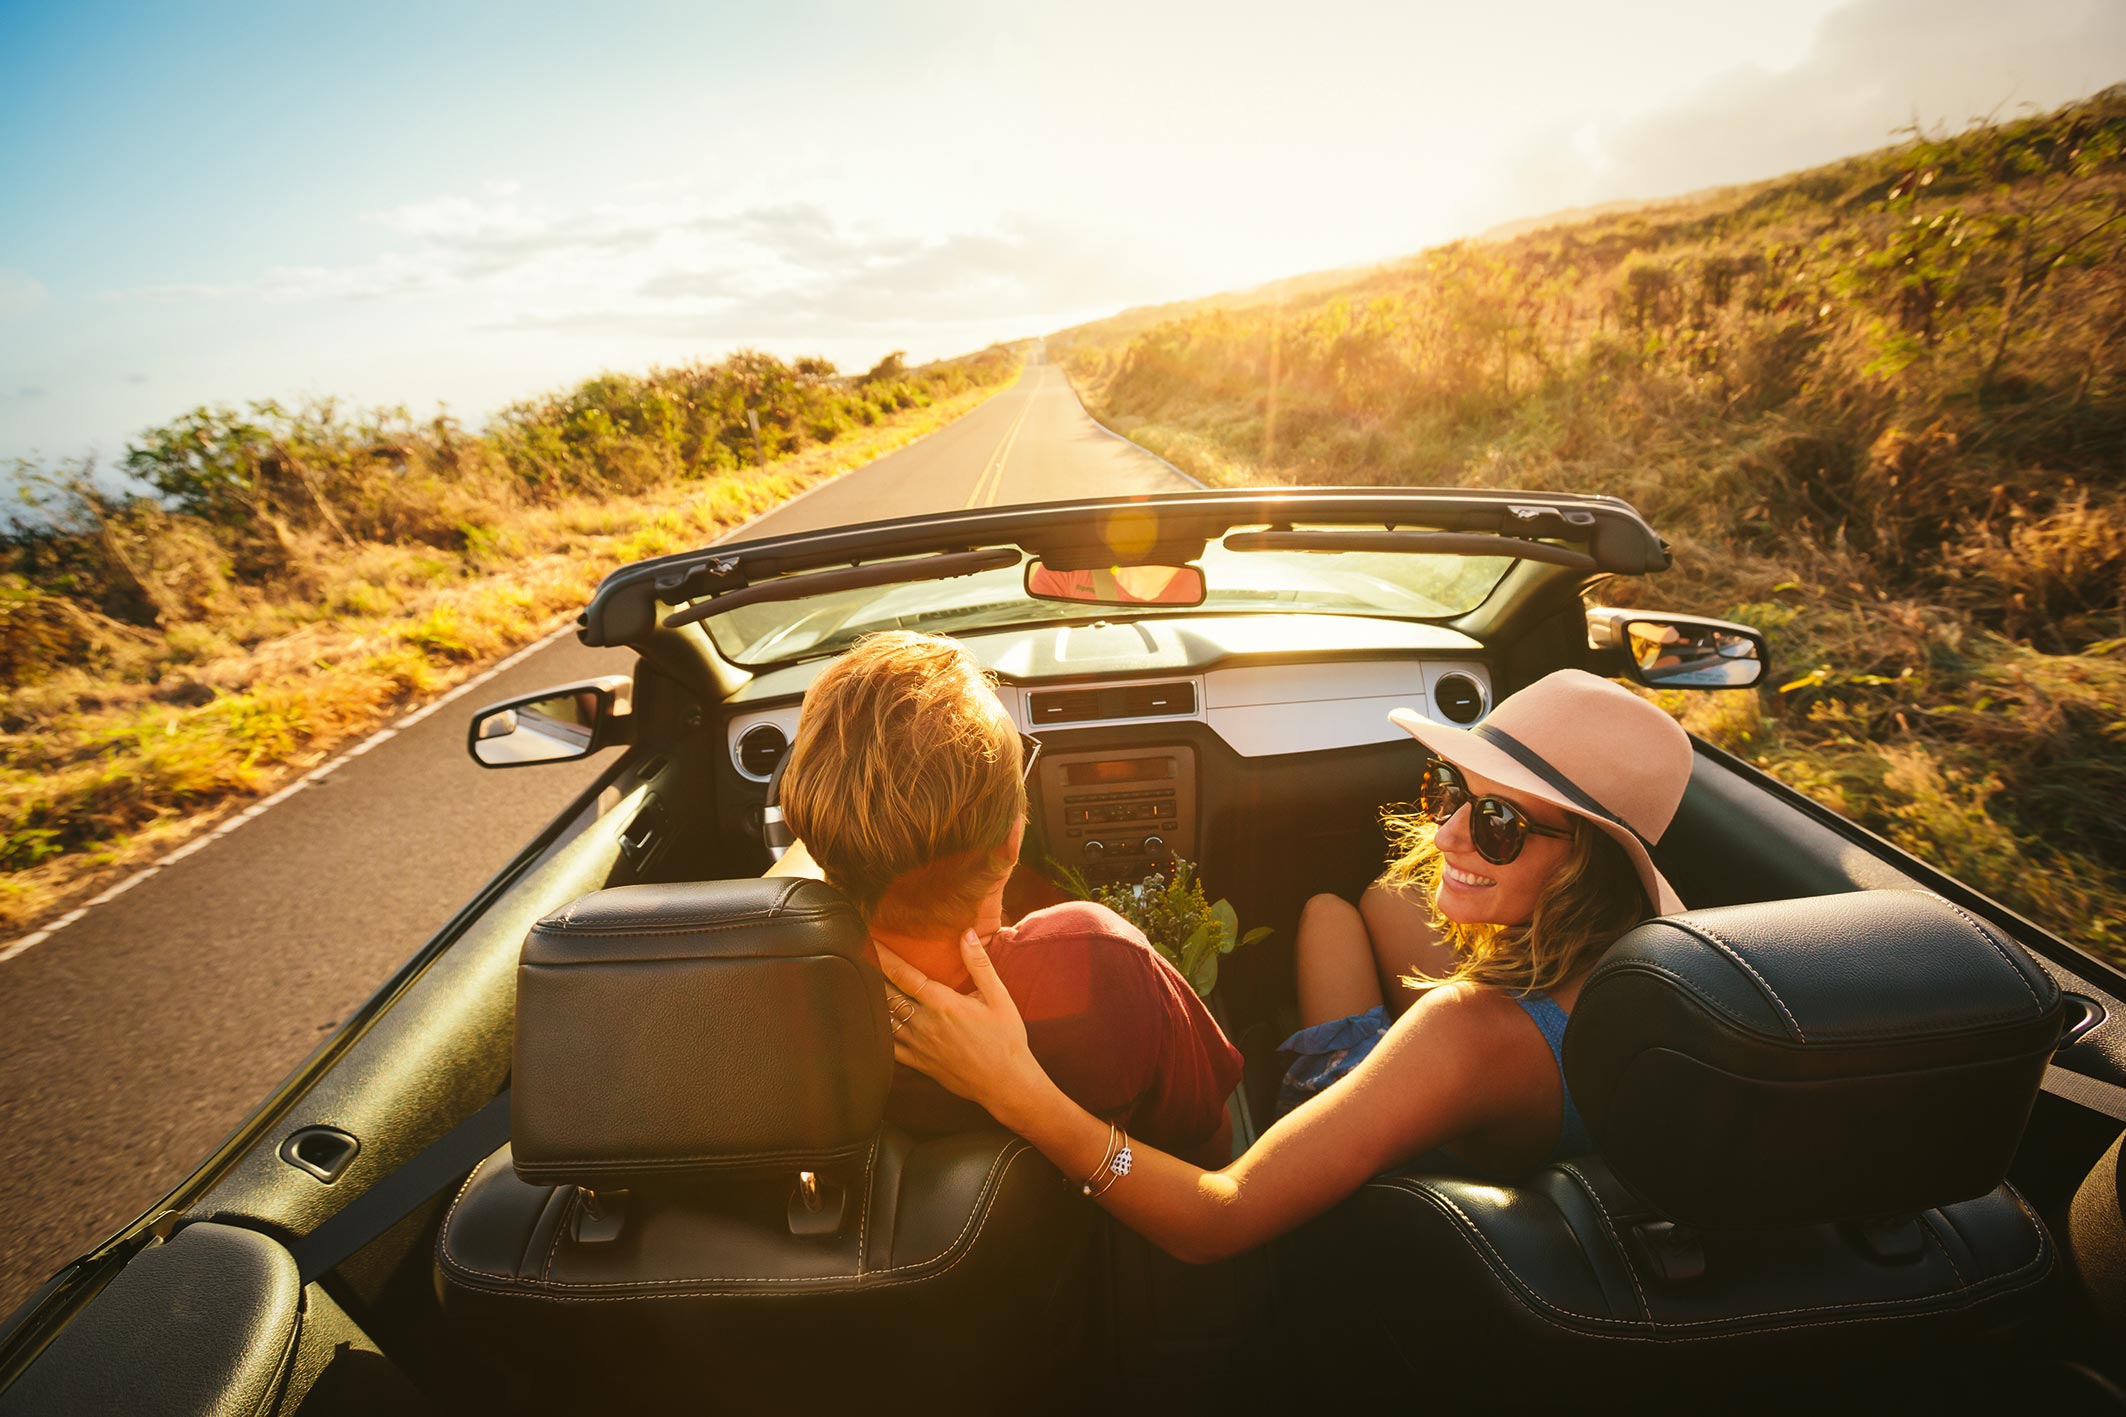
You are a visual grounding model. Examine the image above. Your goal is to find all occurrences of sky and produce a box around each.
[2,0,2123,468]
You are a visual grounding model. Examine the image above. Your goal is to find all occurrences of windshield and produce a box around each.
[702,533,1514,666]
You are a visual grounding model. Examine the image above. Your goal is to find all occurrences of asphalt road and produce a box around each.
[0,361,1196,1318]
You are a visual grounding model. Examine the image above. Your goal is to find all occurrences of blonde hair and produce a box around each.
[779,631,1025,935]
[1378,807,1650,995]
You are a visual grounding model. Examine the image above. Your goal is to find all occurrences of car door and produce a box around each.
[0,663,724,1408]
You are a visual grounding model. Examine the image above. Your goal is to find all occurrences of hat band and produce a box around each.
[1468,723,1650,849]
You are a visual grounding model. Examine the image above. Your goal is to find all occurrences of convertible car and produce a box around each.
[2,487,2123,1414]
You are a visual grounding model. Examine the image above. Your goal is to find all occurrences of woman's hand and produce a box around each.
[878,931,1054,1128]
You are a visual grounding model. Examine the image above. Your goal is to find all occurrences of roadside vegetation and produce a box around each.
[1,346,1020,932]
[1055,90,2126,965]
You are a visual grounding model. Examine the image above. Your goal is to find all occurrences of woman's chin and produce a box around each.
[1433,878,1490,924]
[1436,874,1530,928]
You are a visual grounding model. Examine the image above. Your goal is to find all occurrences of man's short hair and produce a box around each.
[779,631,1025,934]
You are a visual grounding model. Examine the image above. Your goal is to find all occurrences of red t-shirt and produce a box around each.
[887,901,1245,1167]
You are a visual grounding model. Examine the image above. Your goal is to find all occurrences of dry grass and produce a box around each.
[1054,91,2126,966]
[0,385,1006,935]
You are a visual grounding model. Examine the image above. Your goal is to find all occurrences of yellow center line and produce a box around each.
[964,385,1034,509]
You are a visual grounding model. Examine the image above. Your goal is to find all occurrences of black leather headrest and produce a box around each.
[511,878,889,1188]
[1565,890,2062,1226]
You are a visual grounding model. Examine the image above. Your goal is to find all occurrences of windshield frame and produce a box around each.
[698,534,1522,668]
[575,486,1673,665]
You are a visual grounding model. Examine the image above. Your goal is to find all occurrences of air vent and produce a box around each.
[1433,673,1486,725]
[736,723,789,778]
[1029,682,1196,725]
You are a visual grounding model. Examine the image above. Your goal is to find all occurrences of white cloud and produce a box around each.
[98,182,1184,350]
[0,270,48,319]
[1494,0,2126,218]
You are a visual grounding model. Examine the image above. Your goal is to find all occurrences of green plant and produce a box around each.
[1054,857,1270,997]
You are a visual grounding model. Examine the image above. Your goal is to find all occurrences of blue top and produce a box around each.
[1512,992,1590,1159]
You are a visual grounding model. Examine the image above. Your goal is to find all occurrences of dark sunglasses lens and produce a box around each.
[1421,762,1465,822]
[1471,797,1528,865]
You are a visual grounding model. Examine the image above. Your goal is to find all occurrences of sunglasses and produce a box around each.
[1416,760,1573,866]
[1019,732,1044,782]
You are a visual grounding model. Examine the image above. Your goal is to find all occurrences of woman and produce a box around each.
[879,669,1693,1264]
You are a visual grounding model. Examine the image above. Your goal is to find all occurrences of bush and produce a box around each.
[1056,90,2126,964]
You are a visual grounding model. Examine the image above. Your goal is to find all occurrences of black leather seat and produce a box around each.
[435,878,1094,1414]
[1287,890,2065,1396]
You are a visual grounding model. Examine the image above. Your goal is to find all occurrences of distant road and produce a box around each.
[0,360,1195,1317]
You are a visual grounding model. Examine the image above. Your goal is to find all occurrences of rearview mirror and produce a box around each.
[467,675,633,768]
[1023,560,1207,608]
[1586,609,1767,690]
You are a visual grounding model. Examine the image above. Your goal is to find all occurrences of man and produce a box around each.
[772,630,1241,1166]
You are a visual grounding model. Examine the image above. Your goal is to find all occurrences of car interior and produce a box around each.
[4,489,2124,1415]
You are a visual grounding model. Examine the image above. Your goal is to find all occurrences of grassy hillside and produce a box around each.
[1055,91,2126,966]
[1,346,1019,932]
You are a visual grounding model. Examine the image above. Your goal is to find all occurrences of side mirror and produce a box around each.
[1024,559,1207,607]
[1586,608,1768,690]
[466,675,634,768]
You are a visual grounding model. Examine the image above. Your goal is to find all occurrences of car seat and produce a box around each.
[1284,889,2065,1398]
[435,877,1094,1414]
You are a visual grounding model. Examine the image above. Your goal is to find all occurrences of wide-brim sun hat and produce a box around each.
[1388,669,1692,916]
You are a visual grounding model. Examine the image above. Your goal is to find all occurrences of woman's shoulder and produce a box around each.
[1396,979,1564,1052]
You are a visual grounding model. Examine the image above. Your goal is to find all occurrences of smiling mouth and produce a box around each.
[1443,863,1497,888]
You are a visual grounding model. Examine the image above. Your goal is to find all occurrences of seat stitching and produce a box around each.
[1356,1182,2053,1345]
[1335,1189,2049,1351]
[854,1133,879,1278]
[443,1160,2054,1330]
[484,1144,1030,1294]
[1917,1214,1967,1288]
[528,910,848,943]
[437,1152,515,1282]
[1581,962,1773,1039]
[1589,960,2047,1046]
[1927,894,2045,1011]
[1556,1161,1649,1321]
[1674,920,1806,1040]
[477,1142,1029,1291]
[543,1186,576,1281]
[1368,1178,2050,1329]
[516,1145,874,1172]
[2001,1181,2052,1270]
[1390,1177,2053,1330]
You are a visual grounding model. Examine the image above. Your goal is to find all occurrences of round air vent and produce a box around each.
[1433,673,1486,725]
[736,723,789,779]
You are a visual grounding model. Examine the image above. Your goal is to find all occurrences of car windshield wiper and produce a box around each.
[661,548,1021,629]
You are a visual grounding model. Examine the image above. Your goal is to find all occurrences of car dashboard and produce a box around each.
[718,613,1491,888]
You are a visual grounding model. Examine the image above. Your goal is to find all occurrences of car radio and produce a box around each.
[1034,745,1197,885]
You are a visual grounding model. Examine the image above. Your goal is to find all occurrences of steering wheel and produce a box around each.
[762,753,794,861]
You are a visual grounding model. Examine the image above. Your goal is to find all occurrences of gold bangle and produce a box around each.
[1079,1123,1118,1195]
[1084,1129,1133,1200]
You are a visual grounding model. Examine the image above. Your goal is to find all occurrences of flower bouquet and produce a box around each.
[1053,856,1270,999]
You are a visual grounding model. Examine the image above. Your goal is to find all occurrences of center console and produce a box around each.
[1034,745,1197,886]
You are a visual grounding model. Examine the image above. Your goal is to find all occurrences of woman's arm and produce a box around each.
[882,931,1514,1264]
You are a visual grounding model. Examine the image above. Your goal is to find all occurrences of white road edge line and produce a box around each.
[1,365,1102,966]
[1057,367,1208,490]
[0,620,579,966]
